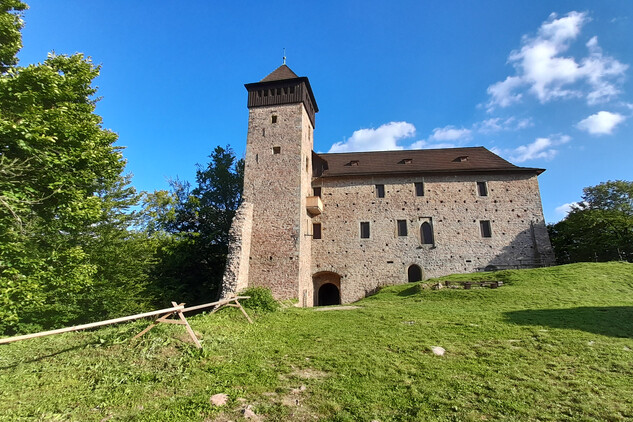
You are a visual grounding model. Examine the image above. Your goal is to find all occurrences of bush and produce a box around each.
[239,287,279,312]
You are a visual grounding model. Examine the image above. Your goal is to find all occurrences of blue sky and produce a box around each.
[16,1,633,223]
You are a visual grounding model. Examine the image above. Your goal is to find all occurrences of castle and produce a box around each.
[221,64,554,306]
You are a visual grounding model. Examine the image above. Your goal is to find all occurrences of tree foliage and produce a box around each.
[0,3,244,334]
[0,0,26,72]
[145,146,243,306]
[549,180,633,264]
[0,4,155,333]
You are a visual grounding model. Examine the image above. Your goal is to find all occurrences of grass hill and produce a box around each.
[1,262,632,421]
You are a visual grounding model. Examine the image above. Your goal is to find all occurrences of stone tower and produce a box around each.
[241,64,319,303]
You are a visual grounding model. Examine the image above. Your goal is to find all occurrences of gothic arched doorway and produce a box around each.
[312,271,342,306]
[407,264,423,283]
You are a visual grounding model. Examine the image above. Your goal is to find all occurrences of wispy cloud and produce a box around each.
[427,126,472,142]
[486,12,628,111]
[494,134,571,163]
[576,111,626,135]
[555,202,575,217]
[328,121,415,153]
[476,117,533,133]
[410,125,472,149]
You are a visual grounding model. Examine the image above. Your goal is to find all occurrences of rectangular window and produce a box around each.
[273,146,281,154]
[477,181,488,196]
[376,184,385,198]
[313,223,322,239]
[360,222,370,239]
[415,182,424,197]
[271,115,278,124]
[480,220,492,238]
[313,187,322,197]
[397,220,408,236]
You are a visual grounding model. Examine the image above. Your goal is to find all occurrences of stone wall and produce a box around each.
[241,103,314,300]
[220,201,253,298]
[310,172,554,304]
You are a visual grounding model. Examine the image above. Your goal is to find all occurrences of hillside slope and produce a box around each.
[1,262,632,421]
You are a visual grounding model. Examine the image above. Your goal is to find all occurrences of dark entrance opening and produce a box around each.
[318,283,340,306]
[408,264,422,283]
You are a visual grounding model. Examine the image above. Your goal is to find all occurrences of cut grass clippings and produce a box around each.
[1,262,632,421]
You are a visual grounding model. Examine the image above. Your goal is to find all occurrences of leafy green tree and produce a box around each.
[146,146,244,306]
[549,180,633,264]
[0,4,156,333]
[0,0,26,72]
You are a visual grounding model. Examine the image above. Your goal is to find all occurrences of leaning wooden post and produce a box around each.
[234,299,253,324]
[172,301,202,349]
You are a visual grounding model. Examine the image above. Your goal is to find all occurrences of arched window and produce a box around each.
[421,222,434,244]
[408,265,422,283]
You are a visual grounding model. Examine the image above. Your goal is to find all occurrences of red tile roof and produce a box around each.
[314,147,544,177]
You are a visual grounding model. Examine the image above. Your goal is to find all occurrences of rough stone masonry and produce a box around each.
[221,64,554,306]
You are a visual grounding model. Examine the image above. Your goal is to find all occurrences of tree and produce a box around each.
[145,146,244,305]
[0,4,154,333]
[0,0,26,72]
[548,180,633,264]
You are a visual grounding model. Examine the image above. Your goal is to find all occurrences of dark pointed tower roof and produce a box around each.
[245,64,318,127]
[260,64,299,82]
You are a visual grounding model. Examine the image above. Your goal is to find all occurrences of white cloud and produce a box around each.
[510,138,558,162]
[486,12,628,111]
[328,121,415,153]
[499,134,571,163]
[408,125,472,150]
[409,140,458,150]
[477,117,533,133]
[428,126,472,142]
[576,111,625,135]
[487,76,525,108]
[555,202,575,217]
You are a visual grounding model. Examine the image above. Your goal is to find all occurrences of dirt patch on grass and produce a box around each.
[291,368,329,380]
[313,305,360,311]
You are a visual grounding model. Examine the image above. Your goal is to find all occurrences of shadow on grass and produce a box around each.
[0,340,98,370]
[505,306,633,338]
[397,284,421,297]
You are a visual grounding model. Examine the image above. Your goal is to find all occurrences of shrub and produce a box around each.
[239,287,279,312]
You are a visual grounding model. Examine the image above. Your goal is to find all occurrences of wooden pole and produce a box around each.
[172,301,202,348]
[0,305,184,345]
[180,296,251,313]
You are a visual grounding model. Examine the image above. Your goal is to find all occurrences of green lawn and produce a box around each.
[1,262,632,421]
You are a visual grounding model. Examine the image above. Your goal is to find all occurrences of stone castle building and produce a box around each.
[221,64,554,306]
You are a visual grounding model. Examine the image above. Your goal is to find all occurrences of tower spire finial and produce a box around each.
[282,48,286,65]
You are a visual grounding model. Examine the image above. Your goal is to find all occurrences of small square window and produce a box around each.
[397,220,408,236]
[360,222,370,239]
[477,181,488,197]
[376,184,385,198]
[415,182,424,197]
[313,223,322,239]
[480,220,492,238]
[273,146,281,154]
[272,115,278,124]
[313,187,322,197]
